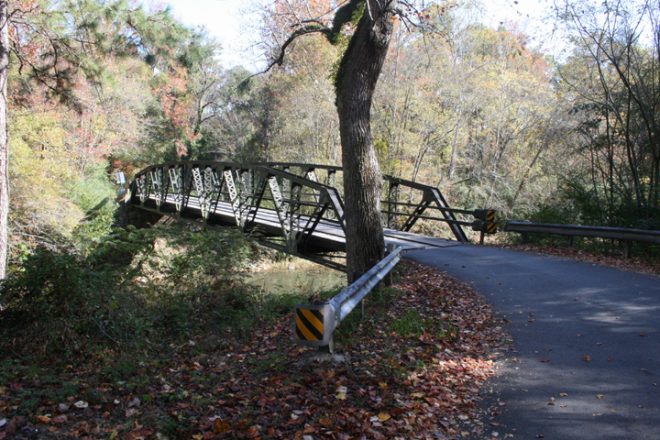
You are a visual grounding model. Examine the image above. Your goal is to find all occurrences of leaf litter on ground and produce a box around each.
[0,261,509,439]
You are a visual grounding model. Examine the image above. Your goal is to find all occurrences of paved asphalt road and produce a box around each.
[406,245,660,440]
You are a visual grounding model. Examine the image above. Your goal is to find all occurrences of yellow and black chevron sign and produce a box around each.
[486,210,497,234]
[474,209,498,234]
[295,307,325,342]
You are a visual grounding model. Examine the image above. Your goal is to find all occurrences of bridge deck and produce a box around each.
[138,194,460,252]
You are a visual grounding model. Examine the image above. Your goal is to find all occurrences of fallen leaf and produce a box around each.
[127,397,141,408]
[52,415,67,424]
[213,418,231,434]
[73,400,88,409]
[246,425,261,438]
[36,415,50,424]
[582,354,592,363]
[377,412,391,422]
[125,427,155,440]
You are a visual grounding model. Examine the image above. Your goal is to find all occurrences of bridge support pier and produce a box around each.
[115,201,164,229]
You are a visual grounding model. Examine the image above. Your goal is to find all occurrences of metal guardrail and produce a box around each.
[294,246,404,352]
[505,221,660,256]
[505,221,660,243]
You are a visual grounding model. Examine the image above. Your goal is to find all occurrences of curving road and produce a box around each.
[406,244,660,440]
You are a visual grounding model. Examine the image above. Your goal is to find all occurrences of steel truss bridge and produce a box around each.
[128,161,485,271]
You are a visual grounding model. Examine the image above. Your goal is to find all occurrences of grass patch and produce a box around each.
[390,309,459,341]
[390,309,428,337]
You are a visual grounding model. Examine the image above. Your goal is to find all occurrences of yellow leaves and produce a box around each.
[377,412,391,422]
[369,412,393,425]
[335,385,347,400]
[9,109,85,237]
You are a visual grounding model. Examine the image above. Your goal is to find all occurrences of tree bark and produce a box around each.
[0,0,8,279]
[335,1,395,282]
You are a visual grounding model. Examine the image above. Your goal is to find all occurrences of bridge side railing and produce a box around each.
[257,162,493,243]
[130,161,348,270]
[294,246,404,352]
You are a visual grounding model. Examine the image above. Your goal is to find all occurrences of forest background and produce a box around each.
[7,0,660,271]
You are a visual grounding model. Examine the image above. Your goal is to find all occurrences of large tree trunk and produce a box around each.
[335,1,395,282]
[0,0,8,279]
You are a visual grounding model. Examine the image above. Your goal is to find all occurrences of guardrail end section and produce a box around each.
[473,209,498,234]
[294,302,337,347]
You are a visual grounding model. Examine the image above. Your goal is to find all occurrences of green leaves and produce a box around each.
[327,0,365,45]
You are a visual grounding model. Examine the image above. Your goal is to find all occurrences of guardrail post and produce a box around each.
[521,232,529,244]
[318,338,335,354]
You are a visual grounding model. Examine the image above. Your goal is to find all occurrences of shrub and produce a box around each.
[0,223,261,358]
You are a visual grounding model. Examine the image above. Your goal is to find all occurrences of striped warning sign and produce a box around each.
[295,307,324,342]
[486,210,497,234]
